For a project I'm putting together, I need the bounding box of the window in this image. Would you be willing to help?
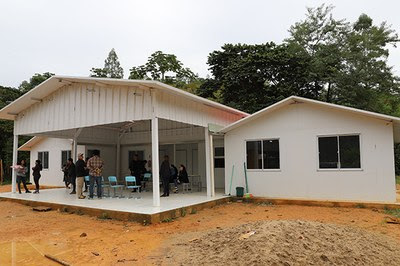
[38,151,49,169]
[214,147,225,168]
[61,150,71,167]
[263,140,280,169]
[318,135,360,169]
[246,139,279,170]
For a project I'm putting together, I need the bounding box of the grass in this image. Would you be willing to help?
[396,176,400,185]
[384,208,400,218]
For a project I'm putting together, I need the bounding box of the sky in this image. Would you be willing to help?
[0,0,399,88]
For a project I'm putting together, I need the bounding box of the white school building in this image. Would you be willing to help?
[1,76,399,204]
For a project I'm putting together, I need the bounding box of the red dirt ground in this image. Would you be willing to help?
[1,184,400,265]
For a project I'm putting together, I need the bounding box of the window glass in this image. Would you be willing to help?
[263,139,280,169]
[38,151,49,169]
[61,150,71,167]
[214,158,225,168]
[246,141,262,169]
[318,137,338,169]
[339,135,360,168]
[43,152,49,169]
[214,147,224,157]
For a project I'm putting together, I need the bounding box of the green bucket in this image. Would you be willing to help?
[236,187,244,197]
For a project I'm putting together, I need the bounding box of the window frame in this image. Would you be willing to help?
[38,151,49,170]
[61,150,72,168]
[214,147,225,168]
[316,133,362,171]
[244,138,281,172]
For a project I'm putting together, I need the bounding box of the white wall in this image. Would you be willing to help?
[29,138,85,186]
[225,103,396,202]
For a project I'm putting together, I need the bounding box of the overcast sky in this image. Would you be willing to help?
[1,0,399,88]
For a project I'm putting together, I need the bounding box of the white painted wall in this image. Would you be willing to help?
[28,138,85,186]
[225,103,396,202]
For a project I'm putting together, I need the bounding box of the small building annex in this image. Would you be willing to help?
[221,96,400,202]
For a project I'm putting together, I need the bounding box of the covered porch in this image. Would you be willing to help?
[0,76,247,209]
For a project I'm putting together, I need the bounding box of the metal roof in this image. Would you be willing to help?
[0,75,249,121]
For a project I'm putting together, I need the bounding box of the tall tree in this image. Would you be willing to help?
[197,43,312,113]
[90,48,124,78]
[128,51,198,90]
[286,5,400,111]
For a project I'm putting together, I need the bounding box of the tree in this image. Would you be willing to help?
[19,72,54,93]
[285,5,400,112]
[90,48,124,78]
[197,43,313,113]
[128,51,198,90]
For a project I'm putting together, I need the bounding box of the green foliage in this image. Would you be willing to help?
[90,48,124,78]
[128,51,199,91]
[0,73,52,181]
[198,42,314,113]
[18,72,54,93]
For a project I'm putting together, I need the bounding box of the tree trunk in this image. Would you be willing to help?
[326,82,332,103]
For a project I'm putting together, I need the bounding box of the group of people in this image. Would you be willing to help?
[12,159,42,194]
[62,150,104,199]
[160,155,189,197]
[13,151,190,199]
[128,154,189,197]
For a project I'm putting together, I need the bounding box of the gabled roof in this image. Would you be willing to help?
[220,96,400,141]
[18,136,45,151]
[0,75,249,121]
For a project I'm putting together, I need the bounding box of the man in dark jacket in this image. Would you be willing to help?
[67,158,77,195]
[160,155,171,197]
[75,153,86,199]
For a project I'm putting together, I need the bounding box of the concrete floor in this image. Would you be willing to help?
[0,188,228,215]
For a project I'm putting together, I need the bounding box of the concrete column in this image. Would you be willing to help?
[72,139,78,162]
[209,133,215,197]
[11,134,18,194]
[116,134,121,179]
[205,128,212,197]
[151,117,160,207]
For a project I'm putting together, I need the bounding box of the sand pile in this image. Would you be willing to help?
[167,220,400,265]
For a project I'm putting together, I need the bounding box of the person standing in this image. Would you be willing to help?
[160,155,171,197]
[83,157,90,192]
[62,163,70,189]
[87,150,104,199]
[13,160,31,194]
[32,160,42,193]
[67,158,76,195]
[75,153,86,199]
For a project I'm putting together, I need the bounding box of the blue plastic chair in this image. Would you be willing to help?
[102,176,110,197]
[143,173,152,191]
[125,176,141,198]
[108,176,124,198]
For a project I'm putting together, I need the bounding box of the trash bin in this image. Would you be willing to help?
[236,187,244,197]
